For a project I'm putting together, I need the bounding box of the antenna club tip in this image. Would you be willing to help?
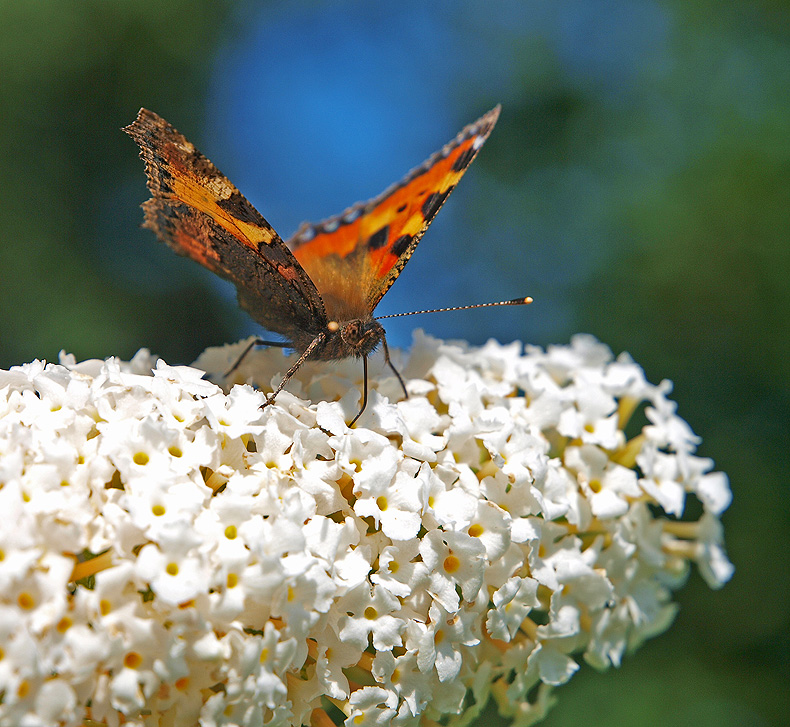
[511,296,533,305]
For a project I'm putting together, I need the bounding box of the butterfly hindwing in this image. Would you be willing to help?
[288,105,501,314]
[124,109,326,341]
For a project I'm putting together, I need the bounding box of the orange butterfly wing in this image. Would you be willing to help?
[287,106,500,320]
[124,108,327,344]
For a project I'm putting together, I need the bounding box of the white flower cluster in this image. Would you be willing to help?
[0,332,732,727]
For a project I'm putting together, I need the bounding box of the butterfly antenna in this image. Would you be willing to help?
[375,296,532,320]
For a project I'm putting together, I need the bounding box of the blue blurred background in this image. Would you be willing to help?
[1,1,787,725]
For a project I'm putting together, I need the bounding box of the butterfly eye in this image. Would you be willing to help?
[340,320,363,344]
[327,321,340,332]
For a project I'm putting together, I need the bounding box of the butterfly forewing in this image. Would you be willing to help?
[288,105,501,313]
[124,109,327,340]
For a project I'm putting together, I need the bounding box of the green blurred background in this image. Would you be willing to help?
[1,1,787,725]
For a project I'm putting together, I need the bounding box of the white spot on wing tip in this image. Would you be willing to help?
[298,227,315,242]
[342,207,362,224]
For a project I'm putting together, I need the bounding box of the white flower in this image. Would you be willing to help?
[487,576,540,642]
[0,332,732,726]
[527,640,580,686]
[564,443,641,519]
[412,601,481,684]
[420,529,486,613]
[372,649,431,718]
[370,539,427,598]
[337,583,405,651]
[353,460,425,540]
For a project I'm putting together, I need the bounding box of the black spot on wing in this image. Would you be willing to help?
[421,192,439,219]
[368,225,390,250]
[421,187,453,223]
[216,191,267,226]
[152,164,174,195]
[391,234,412,258]
[452,147,476,172]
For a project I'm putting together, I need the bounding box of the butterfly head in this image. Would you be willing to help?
[325,317,385,360]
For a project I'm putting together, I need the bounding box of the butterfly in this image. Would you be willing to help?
[125,105,521,424]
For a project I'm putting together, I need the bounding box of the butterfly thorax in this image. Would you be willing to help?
[310,316,385,361]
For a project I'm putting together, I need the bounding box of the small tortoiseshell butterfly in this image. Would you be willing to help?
[125,105,527,423]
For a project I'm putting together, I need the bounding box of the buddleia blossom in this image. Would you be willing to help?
[0,332,732,727]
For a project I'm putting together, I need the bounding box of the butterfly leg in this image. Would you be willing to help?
[348,356,370,427]
[381,337,408,400]
[224,338,290,378]
[348,340,407,427]
[262,332,326,410]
